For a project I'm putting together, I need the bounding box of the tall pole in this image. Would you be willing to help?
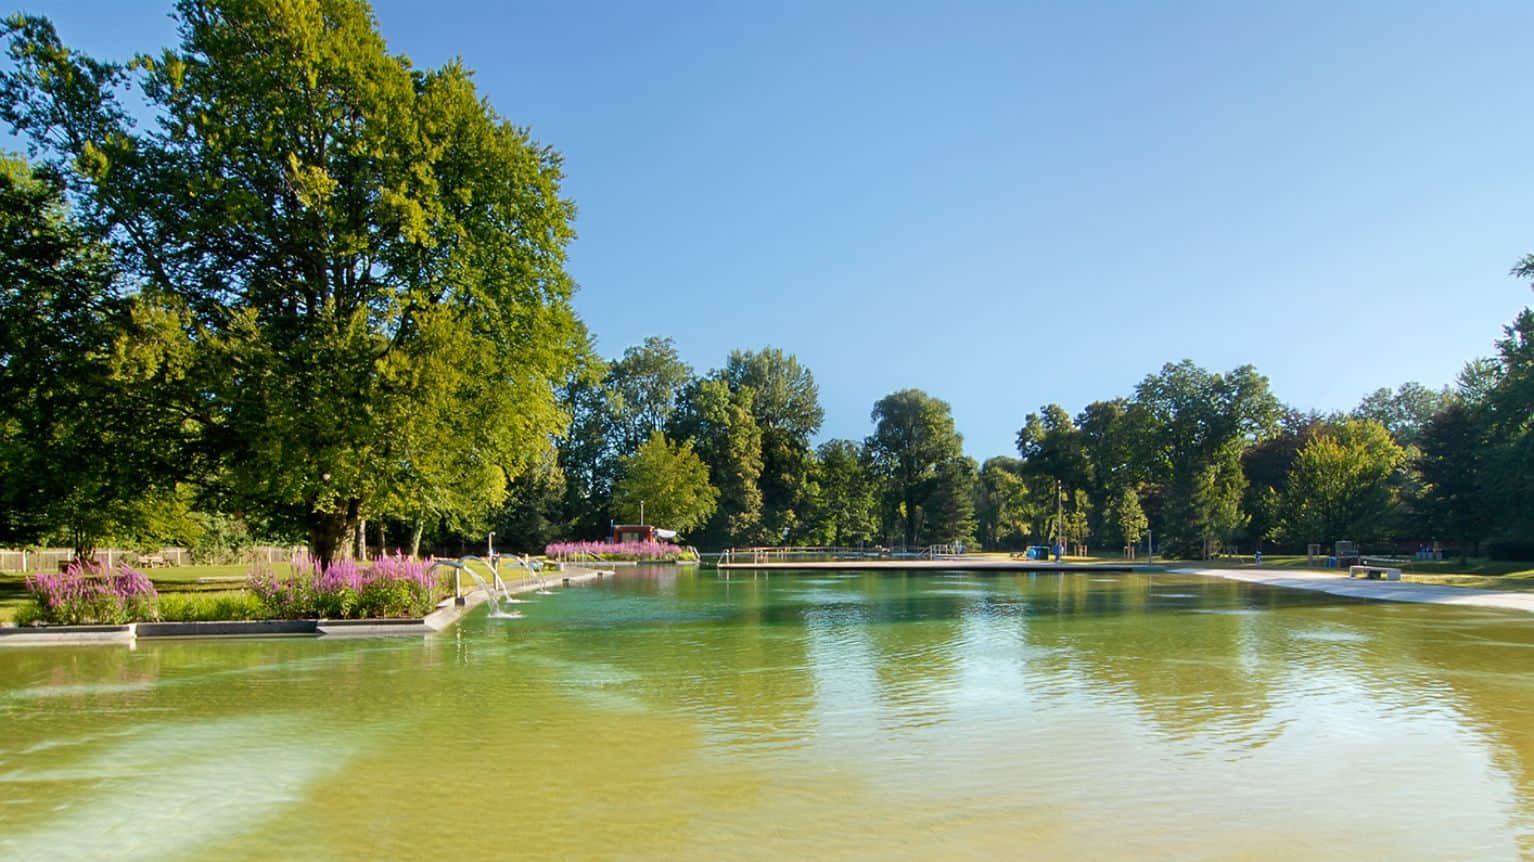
[640,500,645,526]
[1056,479,1064,561]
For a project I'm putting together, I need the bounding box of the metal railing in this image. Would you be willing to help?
[714,544,980,566]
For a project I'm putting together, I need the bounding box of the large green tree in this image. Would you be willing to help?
[720,348,823,540]
[923,455,979,547]
[0,156,188,554]
[976,456,1033,550]
[867,389,964,547]
[669,376,764,546]
[1105,486,1148,554]
[612,431,718,534]
[806,439,878,547]
[1133,361,1281,557]
[2,2,586,563]
[1239,410,1327,548]
[1352,382,1451,448]
[1273,419,1405,546]
[1480,308,1534,538]
[607,336,694,456]
[1416,399,1488,559]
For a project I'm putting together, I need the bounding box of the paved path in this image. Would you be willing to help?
[1174,567,1534,615]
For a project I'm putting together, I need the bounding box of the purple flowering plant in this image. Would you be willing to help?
[246,553,444,620]
[22,562,159,625]
[545,540,693,561]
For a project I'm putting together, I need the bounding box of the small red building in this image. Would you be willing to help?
[611,524,678,544]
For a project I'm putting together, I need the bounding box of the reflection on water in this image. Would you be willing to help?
[2,570,1534,860]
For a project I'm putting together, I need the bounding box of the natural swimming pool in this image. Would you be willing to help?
[3,569,1533,860]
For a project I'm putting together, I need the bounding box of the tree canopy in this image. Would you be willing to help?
[867,389,966,547]
[1,1,586,561]
[612,432,717,534]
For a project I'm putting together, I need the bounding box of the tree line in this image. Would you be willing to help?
[514,337,981,552]
[509,309,1531,563]
[2,1,1531,563]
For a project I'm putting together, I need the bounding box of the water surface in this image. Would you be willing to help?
[3,569,1533,860]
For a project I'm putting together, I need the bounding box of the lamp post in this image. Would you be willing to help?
[1055,479,1064,562]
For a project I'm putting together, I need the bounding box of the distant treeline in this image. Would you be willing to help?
[494,302,1533,560]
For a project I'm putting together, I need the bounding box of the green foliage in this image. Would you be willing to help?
[716,348,823,541]
[867,389,965,547]
[1481,309,1534,537]
[806,439,879,547]
[1273,419,1405,545]
[607,337,695,455]
[1417,400,1489,555]
[187,511,256,564]
[1106,486,1148,548]
[553,336,691,538]
[671,377,764,545]
[490,454,568,553]
[923,456,979,546]
[1,2,586,564]
[0,154,176,555]
[976,457,1034,549]
[156,590,266,622]
[1352,382,1451,447]
[612,431,719,534]
[1240,412,1325,545]
[1134,361,1280,557]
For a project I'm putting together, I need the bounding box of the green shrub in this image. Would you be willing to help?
[155,591,267,622]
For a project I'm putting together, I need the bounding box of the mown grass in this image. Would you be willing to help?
[0,562,296,624]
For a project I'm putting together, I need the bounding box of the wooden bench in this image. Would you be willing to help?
[137,554,169,568]
[1348,564,1401,581]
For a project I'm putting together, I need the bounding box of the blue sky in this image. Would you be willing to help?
[12,1,1534,458]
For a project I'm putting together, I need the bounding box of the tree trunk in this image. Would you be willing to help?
[307,498,361,568]
[409,518,424,559]
[357,518,367,562]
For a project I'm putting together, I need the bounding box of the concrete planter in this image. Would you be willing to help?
[0,624,135,646]
[0,565,610,646]
[317,617,435,637]
[135,619,320,638]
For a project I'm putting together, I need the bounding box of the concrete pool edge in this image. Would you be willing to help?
[0,565,613,646]
[1175,567,1534,615]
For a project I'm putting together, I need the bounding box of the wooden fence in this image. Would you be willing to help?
[0,546,306,574]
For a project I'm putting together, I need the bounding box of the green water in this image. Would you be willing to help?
[4,569,1534,860]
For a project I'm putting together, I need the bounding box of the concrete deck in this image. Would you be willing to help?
[1175,567,1534,615]
[716,558,1142,573]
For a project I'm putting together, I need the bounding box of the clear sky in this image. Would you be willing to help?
[11,1,1534,459]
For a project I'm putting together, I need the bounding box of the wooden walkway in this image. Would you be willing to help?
[714,558,1143,573]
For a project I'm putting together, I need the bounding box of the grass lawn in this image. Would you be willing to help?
[0,562,295,625]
